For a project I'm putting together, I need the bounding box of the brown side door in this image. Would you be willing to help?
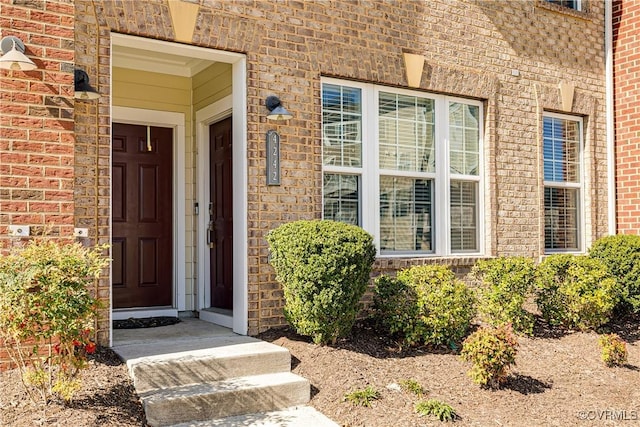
[209,117,233,309]
[112,123,173,308]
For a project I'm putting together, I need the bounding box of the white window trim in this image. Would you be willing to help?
[321,77,484,258]
[542,111,585,253]
[545,0,582,11]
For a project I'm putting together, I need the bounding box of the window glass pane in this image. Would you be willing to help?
[450,181,478,252]
[378,92,435,173]
[544,187,579,250]
[545,0,580,10]
[322,84,362,167]
[380,177,433,252]
[449,103,480,175]
[543,116,580,183]
[323,173,360,225]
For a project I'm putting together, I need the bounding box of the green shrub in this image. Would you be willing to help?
[469,257,536,335]
[399,378,426,397]
[373,265,476,347]
[535,254,621,330]
[589,234,640,313]
[0,240,108,403]
[415,399,458,422]
[460,324,518,389]
[343,385,380,407]
[266,220,376,345]
[599,333,628,367]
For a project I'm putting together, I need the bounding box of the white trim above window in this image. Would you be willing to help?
[321,77,484,257]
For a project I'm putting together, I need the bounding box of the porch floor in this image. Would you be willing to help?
[112,317,234,349]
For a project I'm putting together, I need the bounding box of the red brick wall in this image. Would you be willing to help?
[614,0,640,233]
[0,0,75,242]
[0,0,75,369]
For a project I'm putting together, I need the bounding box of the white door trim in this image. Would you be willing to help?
[196,75,248,335]
[111,107,186,316]
[232,59,249,336]
[109,34,248,342]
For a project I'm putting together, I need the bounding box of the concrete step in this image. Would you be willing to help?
[123,338,291,393]
[169,405,340,427]
[142,372,311,427]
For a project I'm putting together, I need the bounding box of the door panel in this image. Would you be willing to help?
[112,164,125,221]
[112,123,173,308]
[209,117,233,310]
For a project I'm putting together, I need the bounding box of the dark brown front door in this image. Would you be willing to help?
[209,117,233,309]
[112,123,173,309]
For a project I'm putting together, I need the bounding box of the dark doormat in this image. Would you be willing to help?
[113,316,181,329]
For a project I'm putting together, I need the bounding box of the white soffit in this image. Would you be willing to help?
[112,45,211,77]
[111,33,244,77]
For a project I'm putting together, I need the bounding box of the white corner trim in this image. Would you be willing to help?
[195,58,248,337]
[232,59,248,336]
[605,1,616,235]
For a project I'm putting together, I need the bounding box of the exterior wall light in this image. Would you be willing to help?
[74,69,100,100]
[0,36,37,71]
[265,95,293,121]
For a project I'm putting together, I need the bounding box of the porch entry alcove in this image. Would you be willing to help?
[109,33,248,345]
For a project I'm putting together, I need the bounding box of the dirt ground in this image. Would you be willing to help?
[1,315,638,427]
[0,347,146,427]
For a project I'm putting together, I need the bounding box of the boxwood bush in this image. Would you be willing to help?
[588,234,640,314]
[373,265,476,347]
[535,254,621,330]
[266,220,376,345]
[469,257,536,335]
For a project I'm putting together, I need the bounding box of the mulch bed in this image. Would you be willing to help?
[0,347,146,426]
[258,315,640,427]
[1,314,638,426]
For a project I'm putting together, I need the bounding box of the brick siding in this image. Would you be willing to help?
[0,0,75,369]
[613,0,640,233]
[1,0,610,363]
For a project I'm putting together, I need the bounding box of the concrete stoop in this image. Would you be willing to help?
[113,330,337,427]
[169,406,339,427]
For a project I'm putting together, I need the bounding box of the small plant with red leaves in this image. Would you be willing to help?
[0,239,108,404]
[599,333,628,367]
[460,324,519,389]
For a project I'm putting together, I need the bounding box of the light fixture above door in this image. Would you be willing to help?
[74,69,100,100]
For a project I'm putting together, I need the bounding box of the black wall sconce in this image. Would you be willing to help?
[74,69,100,100]
[265,95,293,121]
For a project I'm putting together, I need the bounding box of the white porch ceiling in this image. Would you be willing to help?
[112,44,213,77]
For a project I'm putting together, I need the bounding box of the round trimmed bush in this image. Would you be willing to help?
[588,234,640,314]
[374,265,476,347]
[266,220,376,345]
[535,254,621,330]
[470,257,536,335]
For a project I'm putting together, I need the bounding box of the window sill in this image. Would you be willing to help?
[373,255,493,271]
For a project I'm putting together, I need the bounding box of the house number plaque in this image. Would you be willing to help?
[266,130,281,185]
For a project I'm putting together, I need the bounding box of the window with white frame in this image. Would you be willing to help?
[544,0,582,11]
[543,113,583,252]
[322,78,483,256]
